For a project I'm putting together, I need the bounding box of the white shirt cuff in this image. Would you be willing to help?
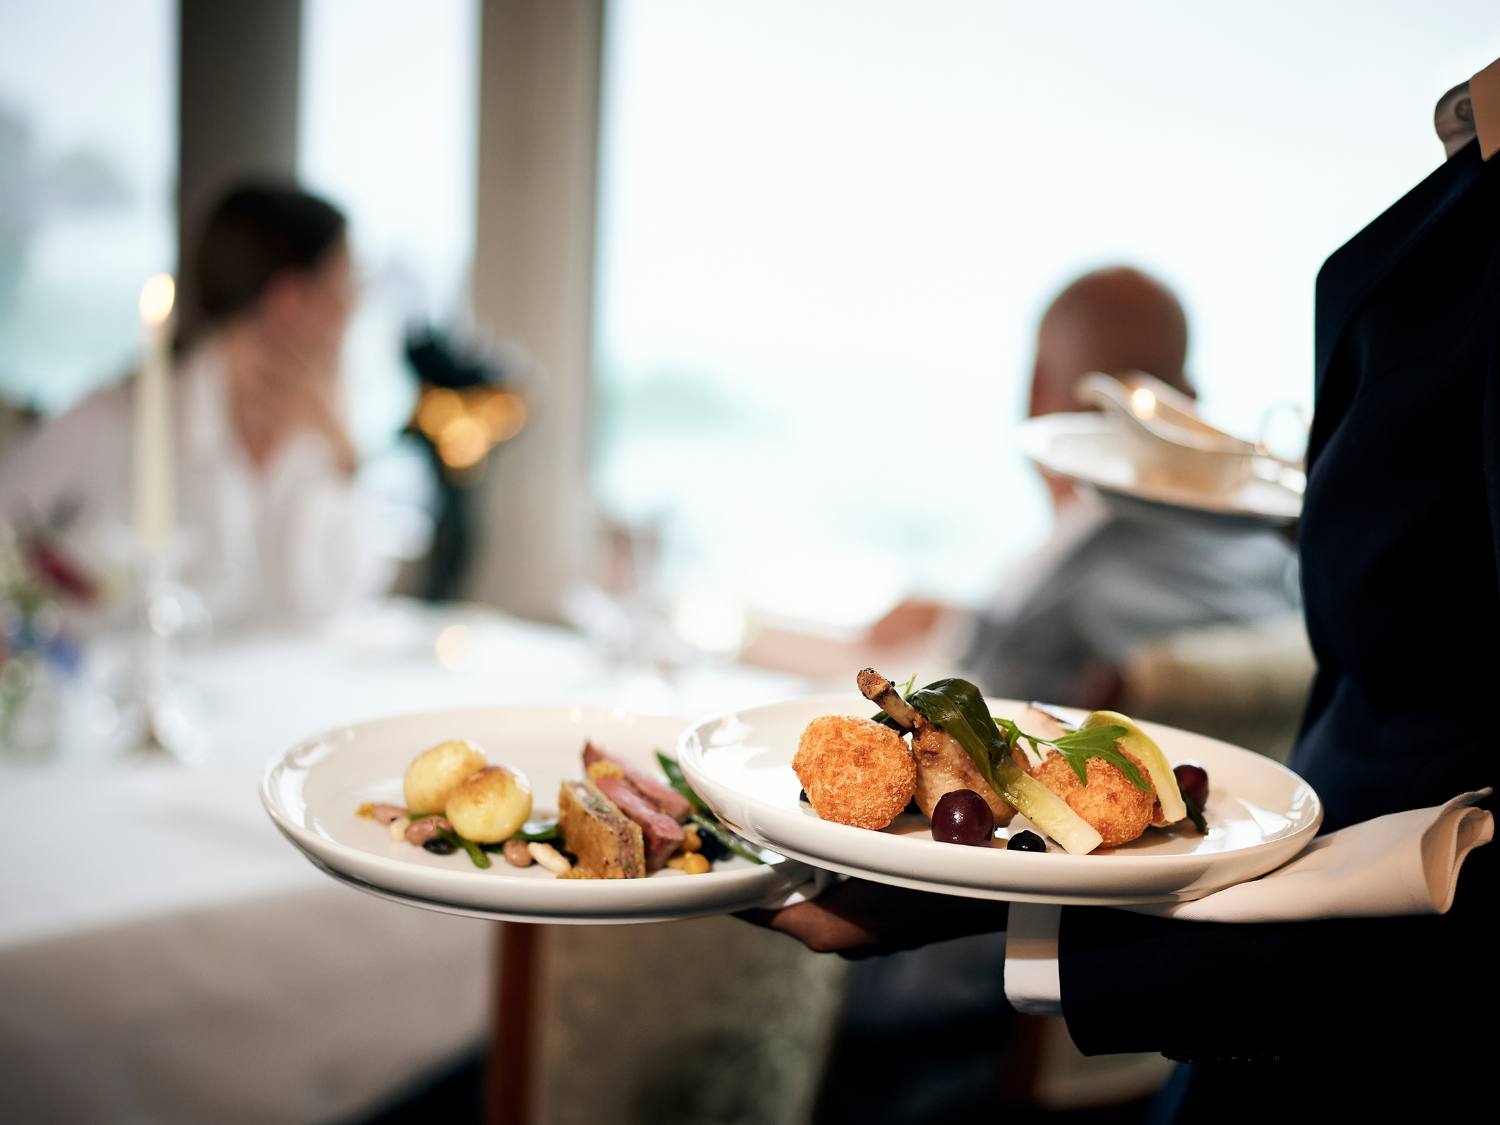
[1003,903,1063,1016]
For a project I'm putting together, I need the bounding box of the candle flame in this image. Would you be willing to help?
[139,274,176,326]
[1130,387,1158,418]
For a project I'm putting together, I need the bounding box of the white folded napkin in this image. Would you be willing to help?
[756,790,1493,920]
[1121,788,1493,922]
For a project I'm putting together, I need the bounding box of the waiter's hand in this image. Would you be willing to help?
[736,878,1009,958]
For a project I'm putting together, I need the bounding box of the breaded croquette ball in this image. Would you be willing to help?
[404,739,488,813]
[445,765,533,843]
[1031,750,1155,848]
[794,715,916,830]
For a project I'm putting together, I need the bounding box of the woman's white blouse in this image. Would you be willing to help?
[0,338,387,630]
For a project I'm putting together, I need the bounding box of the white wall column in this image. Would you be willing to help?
[468,0,604,621]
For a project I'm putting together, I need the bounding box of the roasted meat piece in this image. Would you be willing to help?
[594,774,685,870]
[857,668,1016,825]
[558,779,646,878]
[583,741,694,823]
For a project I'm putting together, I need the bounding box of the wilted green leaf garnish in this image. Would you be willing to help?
[994,717,1148,790]
[655,750,707,813]
[436,827,492,869]
[905,678,1012,792]
[655,750,766,864]
[1183,793,1208,833]
[873,676,1150,793]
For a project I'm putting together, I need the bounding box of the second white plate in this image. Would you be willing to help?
[262,706,810,924]
[678,694,1321,906]
[1019,411,1303,528]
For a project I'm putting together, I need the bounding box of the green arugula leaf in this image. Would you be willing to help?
[993,716,1148,790]
[893,676,1149,793]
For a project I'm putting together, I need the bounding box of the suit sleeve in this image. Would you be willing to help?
[1059,318,1500,1059]
[1055,824,1494,1060]
[1057,320,1500,1060]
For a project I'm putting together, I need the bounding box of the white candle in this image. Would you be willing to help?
[134,274,176,555]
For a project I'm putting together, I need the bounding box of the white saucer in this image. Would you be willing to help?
[1019,412,1303,529]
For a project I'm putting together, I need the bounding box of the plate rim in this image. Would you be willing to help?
[283,829,795,925]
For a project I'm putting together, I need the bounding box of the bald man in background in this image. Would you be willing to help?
[868,265,1299,712]
[811,267,1303,1121]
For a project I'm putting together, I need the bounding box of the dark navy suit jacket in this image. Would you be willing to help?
[1056,141,1500,1109]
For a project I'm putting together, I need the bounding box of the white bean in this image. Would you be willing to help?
[528,842,572,874]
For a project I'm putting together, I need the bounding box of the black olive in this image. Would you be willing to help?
[695,824,727,861]
[1007,830,1046,853]
[422,836,456,855]
[798,788,809,803]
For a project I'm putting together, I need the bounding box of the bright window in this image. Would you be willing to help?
[298,0,480,452]
[0,0,176,414]
[593,0,1500,623]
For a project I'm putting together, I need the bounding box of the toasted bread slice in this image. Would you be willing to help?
[558,779,646,878]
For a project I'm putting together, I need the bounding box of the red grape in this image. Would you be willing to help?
[1174,763,1209,807]
[931,789,995,846]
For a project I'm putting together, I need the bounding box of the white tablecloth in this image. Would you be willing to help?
[0,600,803,1125]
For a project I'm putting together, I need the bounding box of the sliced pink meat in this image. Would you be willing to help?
[595,775,685,871]
[583,741,694,823]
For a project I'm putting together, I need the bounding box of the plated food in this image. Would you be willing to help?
[790,668,1209,855]
[264,706,812,924]
[358,736,760,878]
[678,693,1321,906]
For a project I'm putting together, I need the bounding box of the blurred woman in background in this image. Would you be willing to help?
[0,181,386,628]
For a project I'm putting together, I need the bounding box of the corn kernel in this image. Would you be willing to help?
[680,853,710,875]
[681,825,702,853]
[666,854,688,870]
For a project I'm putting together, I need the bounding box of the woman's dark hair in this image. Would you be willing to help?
[185,181,346,343]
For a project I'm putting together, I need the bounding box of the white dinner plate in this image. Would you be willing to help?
[678,694,1322,906]
[1019,412,1303,529]
[262,706,810,924]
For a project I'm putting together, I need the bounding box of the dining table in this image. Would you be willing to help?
[0,598,825,1125]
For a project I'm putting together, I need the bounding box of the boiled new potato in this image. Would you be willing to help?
[404,739,488,813]
[445,765,534,843]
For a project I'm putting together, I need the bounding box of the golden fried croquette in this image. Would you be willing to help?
[794,715,916,830]
[1031,750,1155,848]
